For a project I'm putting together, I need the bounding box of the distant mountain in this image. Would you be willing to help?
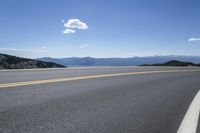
[37,55,200,66]
[141,60,200,66]
[0,53,65,69]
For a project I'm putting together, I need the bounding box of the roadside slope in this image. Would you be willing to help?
[0,53,65,69]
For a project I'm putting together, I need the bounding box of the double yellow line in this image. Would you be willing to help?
[0,69,200,89]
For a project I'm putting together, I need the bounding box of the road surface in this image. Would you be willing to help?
[0,66,200,133]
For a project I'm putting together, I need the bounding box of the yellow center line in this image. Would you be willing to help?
[0,69,200,89]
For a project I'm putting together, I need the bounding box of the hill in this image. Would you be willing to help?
[0,53,65,69]
[141,60,200,66]
[37,55,200,66]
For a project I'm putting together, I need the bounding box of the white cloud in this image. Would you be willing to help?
[63,29,76,34]
[188,37,200,42]
[128,52,157,57]
[0,48,47,53]
[62,19,88,34]
[80,44,89,48]
[64,19,88,29]
[41,46,47,50]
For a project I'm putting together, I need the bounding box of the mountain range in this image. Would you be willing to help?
[37,55,200,67]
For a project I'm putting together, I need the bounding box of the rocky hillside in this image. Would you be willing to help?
[0,53,65,69]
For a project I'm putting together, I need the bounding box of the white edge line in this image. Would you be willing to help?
[177,89,200,133]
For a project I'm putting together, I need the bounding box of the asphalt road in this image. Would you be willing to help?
[0,66,200,133]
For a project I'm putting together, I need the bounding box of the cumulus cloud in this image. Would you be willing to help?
[63,29,76,34]
[62,19,88,34]
[188,37,200,42]
[80,44,89,48]
[64,19,88,29]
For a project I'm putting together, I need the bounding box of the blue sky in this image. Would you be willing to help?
[0,0,200,58]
